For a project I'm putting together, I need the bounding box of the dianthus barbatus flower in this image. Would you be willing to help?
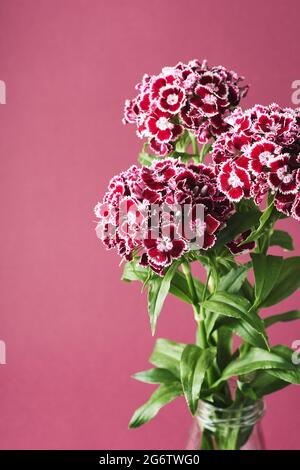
[95,160,234,275]
[123,60,248,156]
[212,104,300,220]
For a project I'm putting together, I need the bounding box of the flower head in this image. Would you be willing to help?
[212,104,300,220]
[95,160,234,274]
[123,60,248,156]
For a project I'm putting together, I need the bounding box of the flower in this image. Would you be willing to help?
[217,161,251,201]
[249,140,280,175]
[95,160,234,275]
[123,60,248,156]
[227,230,256,254]
[143,225,187,268]
[146,110,184,143]
[157,85,185,114]
[212,104,300,220]
[267,155,300,195]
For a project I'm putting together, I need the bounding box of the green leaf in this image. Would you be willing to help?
[138,148,155,167]
[148,261,181,334]
[200,430,214,450]
[129,382,183,428]
[206,312,219,338]
[242,371,290,398]
[122,261,149,282]
[122,261,203,305]
[199,142,212,162]
[216,347,296,385]
[262,257,300,307]
[240,279,254,303]
[217,264,250,294]
[180,345,216,415]
[170,151,192,163]
[240,201,275,245]
[269,230,294,251]
[168,271,193,304]
[213,317,267,349]
[149,338,186,378]
[251,254,283,305]
[216,327,233,370]
[203,292,268,345]
[170,270,204,304]
[214,208,261,249]
[267,345,300,384]
[132,368,178,384]
[264,310,300,328]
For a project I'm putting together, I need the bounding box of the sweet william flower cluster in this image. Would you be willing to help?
[94,60,300,451]
[123,59,248,156]
[95,159,233,275]
[214,104,300,220]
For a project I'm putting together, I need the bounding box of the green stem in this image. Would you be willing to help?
[199,142,212,163]
[197,319,208,349]
[197,269,211,348]
[189,133,200,163]
[182,260,198,307]
[201,269,211,307]
[182,262,215,387]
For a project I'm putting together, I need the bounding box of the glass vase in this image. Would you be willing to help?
[186,399,266,450]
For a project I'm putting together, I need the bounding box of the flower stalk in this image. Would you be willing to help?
[95,58,300,449]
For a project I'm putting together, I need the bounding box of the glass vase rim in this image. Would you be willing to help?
[197,398,265,414]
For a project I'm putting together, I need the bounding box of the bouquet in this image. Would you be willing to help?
[94,60,300,450]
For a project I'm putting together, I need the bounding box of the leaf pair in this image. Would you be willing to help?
[123,260,204,334]
[129,339,185,428]
[251,254,300,308]
[212,346,300,390]
[129,382,183,428]
[203,291,268,349]
[129,339,216,427]
[180,345,216,415]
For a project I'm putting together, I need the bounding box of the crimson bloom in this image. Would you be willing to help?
[95,160,234,275]
[212,104,300,220]
[123,59,248,156]
[218,160,251,202]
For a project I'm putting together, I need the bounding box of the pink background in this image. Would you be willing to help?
[0,0,299,450]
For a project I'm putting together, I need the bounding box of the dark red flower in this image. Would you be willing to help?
[95,160,234,275]
[268,155,299,194]
[190,85,220,116]
[146,110,184,145]
[292,194,300,220]
[123,59,248,155]
[142,159,177,191]
[151,75,176,99]
[227,230,256,254]
[250,173,270,205]
[146,111,173,143]
[274,192,295,216]
[249,140,280,175]
[157,85,185,114]
[149,138,173,157]
[203,213,221,249]
[218,161,252,201]
[212,104,300,220]
[144,225,187,267]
